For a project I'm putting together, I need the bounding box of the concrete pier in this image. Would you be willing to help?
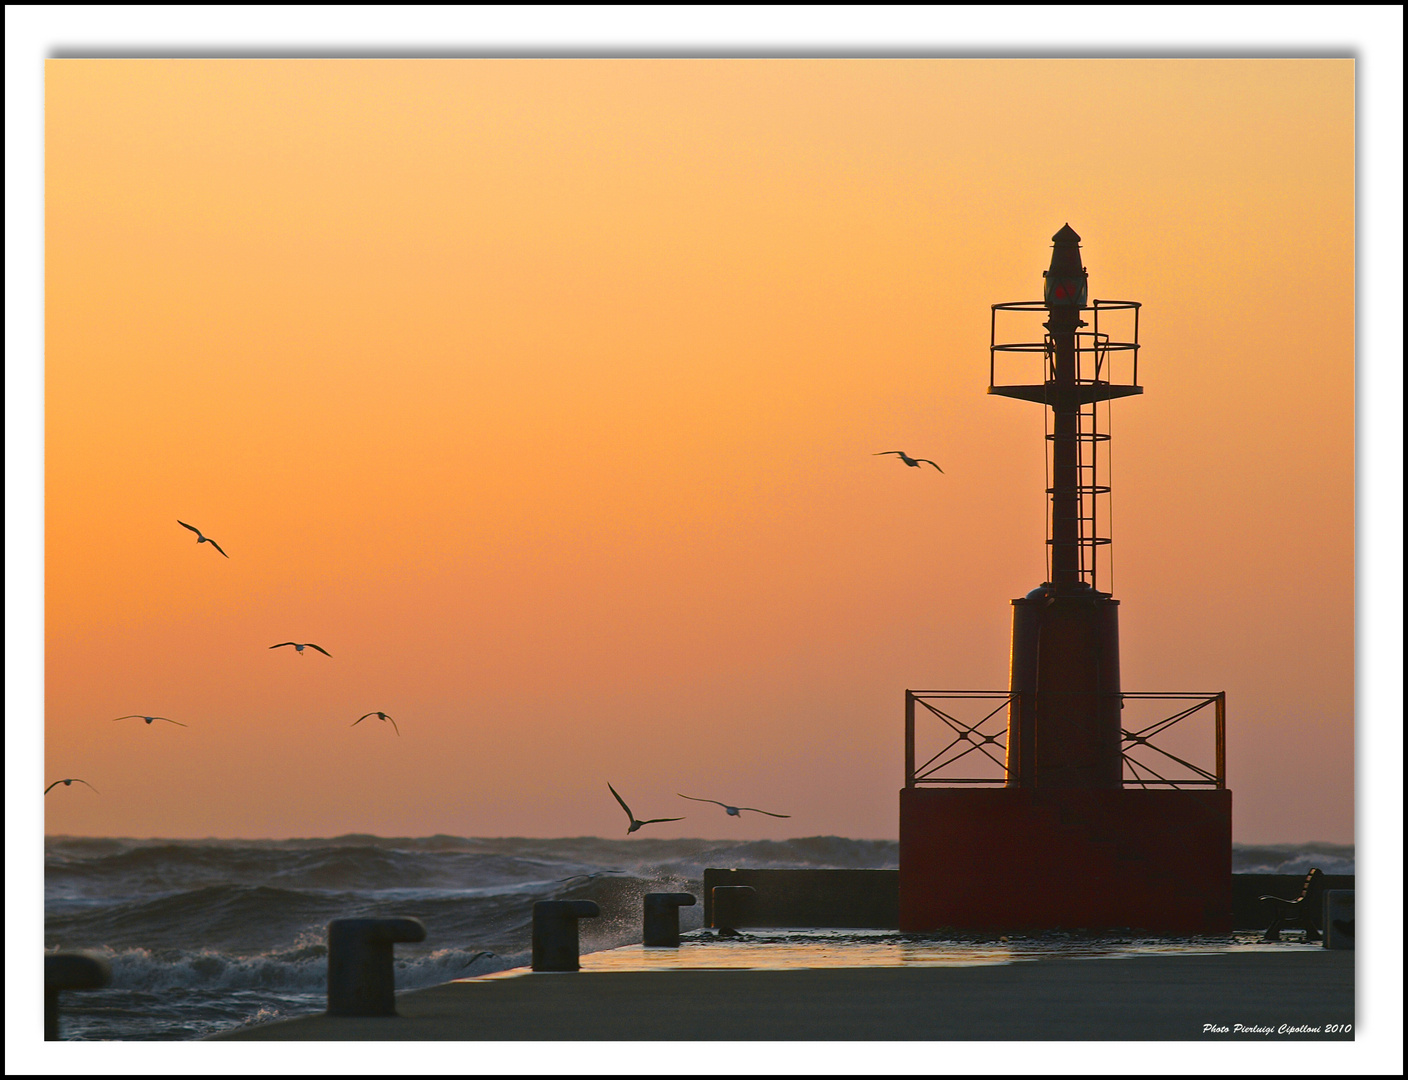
[214,949,1352,1041]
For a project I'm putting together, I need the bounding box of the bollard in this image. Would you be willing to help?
[45,952,111,1041]
[326,917,427,1017]
[643,892,697,947]
[532,900,600,971]
[1323,890,1354,950]
[711,885,756,936]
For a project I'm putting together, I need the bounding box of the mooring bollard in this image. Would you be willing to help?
[326,917,427,1017]
[532,900,600,971]
[45,952,111,1041]
[1323,890,1354,950]
[711,885,756,936]
[643,892,697,947]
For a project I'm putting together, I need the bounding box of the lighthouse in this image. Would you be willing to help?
[897,227,1233,934]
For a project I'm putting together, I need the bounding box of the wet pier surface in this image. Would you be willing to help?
[215,932,1353,1041]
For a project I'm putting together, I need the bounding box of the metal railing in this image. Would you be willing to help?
[989,299,1142,391]
[905,691,1016,786]
[905,690,1225,789]
[1119,691,1226,789]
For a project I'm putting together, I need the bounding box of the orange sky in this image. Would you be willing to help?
[41,58,1356,841]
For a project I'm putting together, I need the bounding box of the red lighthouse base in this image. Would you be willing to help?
[899,787,1232,934]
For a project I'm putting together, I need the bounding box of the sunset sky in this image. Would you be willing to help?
[28,53,1364,843]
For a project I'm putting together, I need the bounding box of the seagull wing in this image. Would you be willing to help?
[353,712,376,725]
[46,779,99,794]
[306,643,332,657]
[157,717,187,726]
[873,451,904,457]
[111,715,143,721]
[178,520,201,536]
[916,459,944,472]
[677,794,730,809]
[638,816,687,826]
[607,782,634,822]
[207,537,230,557]
[384,715,400,736]
[270,643,297,650]
[739,807,791,818]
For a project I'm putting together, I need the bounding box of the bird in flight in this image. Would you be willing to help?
[556,870,625,885]
[874,451,943,472]
[112,714,187,727]
[270,642,332,657]
[178,520,229,557]
[352,710,399,736]
[677,794,791,819]
[459,951,495,972]
[608,782,685,835]
[45,778,99,794]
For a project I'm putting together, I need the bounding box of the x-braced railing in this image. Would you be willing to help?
[905,691,1016,786]
[905,689,1226,789]
[1119,692,1226,789]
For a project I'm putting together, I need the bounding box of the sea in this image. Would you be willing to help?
[42,835,1354,1041]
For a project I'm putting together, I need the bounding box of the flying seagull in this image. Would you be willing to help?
[270,642,332,657]
[556,870,626,885]
[352,710,399,736]
[874,451,943,472]
[459,951,495,972]
[45,778,99,794]
[177,520,229,557]
[677,794,791,819]
[112,714,187,727]
[608,782,685,835]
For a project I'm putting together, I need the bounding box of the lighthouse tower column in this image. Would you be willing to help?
[999,227,1127,790]
[897,227,1232,934]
